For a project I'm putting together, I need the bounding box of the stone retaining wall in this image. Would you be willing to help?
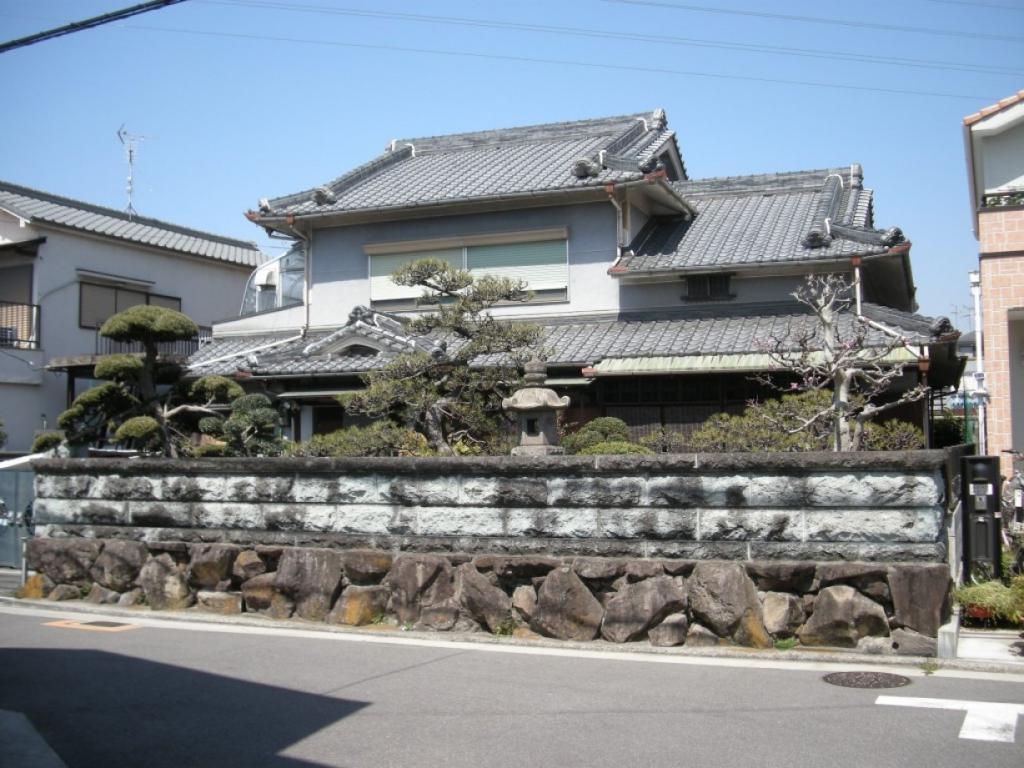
[21,539,952,656]
[31,452,955,562]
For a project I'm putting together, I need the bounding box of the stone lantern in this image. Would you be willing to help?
[502,357,570,456]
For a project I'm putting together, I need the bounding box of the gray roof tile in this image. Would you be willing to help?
[189,303,946,378]
[618,167,905,273]
[0,180,265,268]
[259,110,680,219]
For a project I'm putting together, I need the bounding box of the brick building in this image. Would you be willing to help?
[964,90,1024,469]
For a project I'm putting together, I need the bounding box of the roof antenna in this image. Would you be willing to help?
[117,124,153,220]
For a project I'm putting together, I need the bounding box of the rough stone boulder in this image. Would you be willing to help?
[196,591,243,615]
[572,557,625,581]
[242,573,294,619]
[458,564,513,633]
[27,539,102,586]
[328,585,390,626]
[815,563,890,604]
[383,555,455,625]
[188,544,241,590]
[687,562,766,644]
[762,592,806,638]
[341,550,394,584]
[601,575,687,643]
[685,623,722,647]
[90,540,149,592]
[512,585,537,622]
[887,564,951,637]
[746,562,816,593]
[118,588,144,607]
[47,584,81,601]
[890,628,938,657]
[648,612,689,647]
[274,548,343,621]
[84,584,120,605]
[624,561,665,582]
[529,566,604,641]
[232,550,267,582]
[473,555,559,581]
[139,553,195,610]
[798,585,889,648]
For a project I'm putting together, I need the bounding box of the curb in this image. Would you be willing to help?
[3,595,1023,676]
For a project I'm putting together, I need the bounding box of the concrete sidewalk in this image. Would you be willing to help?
[958,629,1024,666]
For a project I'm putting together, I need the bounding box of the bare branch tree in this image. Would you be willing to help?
[755,274,927,451]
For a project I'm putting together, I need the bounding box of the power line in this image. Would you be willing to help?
[599,0,1024,43]
[0,0,190,55]
[200,0,1024,77]
[921,0,1024,10]
[123,23,1000,101]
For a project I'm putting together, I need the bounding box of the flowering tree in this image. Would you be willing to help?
[757,274,927,451]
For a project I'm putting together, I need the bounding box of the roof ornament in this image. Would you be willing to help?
[639,156,664,174]
[258,198,271,214]
[650,108,667,131]
[880,226,905,246]
[312,187,336,206]
[849,163,864,190]
[571,157,602,179]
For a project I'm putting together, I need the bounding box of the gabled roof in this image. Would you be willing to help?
[189,302,949,378]
[250,109,683,223]
[0,180,265,268]
[615,166,906,275]
[963,89,1024,127]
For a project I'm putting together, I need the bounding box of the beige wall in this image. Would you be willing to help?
[978,208,1024,472]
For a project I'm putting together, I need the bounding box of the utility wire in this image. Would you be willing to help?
[0,0,190,55]
[124,23,999,101]
[600,0,1024,43]
[921,0,1024,10]
[200,0,1024,77]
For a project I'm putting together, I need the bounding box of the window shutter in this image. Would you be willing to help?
[369,248,462,301]
[466,240,567,290]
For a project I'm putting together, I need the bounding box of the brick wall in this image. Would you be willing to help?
[978,208,1024,472]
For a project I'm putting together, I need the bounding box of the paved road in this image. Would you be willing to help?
[0,604,1022,768]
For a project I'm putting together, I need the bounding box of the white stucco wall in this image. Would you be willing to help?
[980,125,1024,193]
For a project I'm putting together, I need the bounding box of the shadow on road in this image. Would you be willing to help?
[0,648,368,767]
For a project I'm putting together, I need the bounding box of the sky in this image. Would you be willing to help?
[0,0,1021,328]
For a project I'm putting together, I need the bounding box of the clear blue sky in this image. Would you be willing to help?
[1,0,1021,327]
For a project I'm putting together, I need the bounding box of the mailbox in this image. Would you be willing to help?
[961,456,1002,581]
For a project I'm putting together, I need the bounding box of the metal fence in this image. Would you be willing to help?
[0,469,34,568]
[93,325,212,356]
[0,301,40,349]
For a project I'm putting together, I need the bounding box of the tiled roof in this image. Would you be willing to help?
[189,302,948,378]
[617,166,906,274]
[963,89,1024,126]
[254,109,681,219]
[0,180,265,268]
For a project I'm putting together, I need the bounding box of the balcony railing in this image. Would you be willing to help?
[93,325,213,357]
[0,301,40,350]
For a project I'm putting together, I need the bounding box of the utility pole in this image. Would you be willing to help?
[969,270,988,454]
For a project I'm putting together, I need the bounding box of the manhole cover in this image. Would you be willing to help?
[81,621,129,628]
[823,671,911,689]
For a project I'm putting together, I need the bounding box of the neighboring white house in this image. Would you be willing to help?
[0,180,264,455]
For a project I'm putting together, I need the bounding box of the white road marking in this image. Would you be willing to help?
[877,695,1024,742]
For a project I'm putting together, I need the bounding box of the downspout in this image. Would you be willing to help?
[605,183,625,261]
[283,214,311,339]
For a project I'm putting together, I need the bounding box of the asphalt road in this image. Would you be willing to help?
[0,605,1022,768]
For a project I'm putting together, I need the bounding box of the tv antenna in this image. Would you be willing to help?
[117,124,153,219]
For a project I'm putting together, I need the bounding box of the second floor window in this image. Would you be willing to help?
[367,231,569,309]
[682,274,733,302]
[79,282,181,328]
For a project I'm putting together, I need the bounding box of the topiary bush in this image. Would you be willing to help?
[285,422,435,458]
[576,440,654,456]
[31,431,63,453]
[114,416,162,449]
[562,417,633,454]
